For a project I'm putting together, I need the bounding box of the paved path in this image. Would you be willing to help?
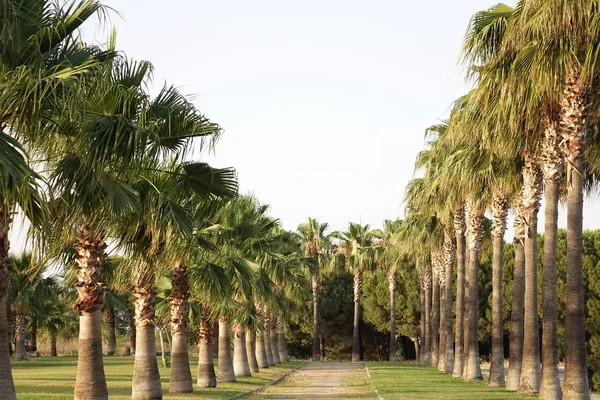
[246,362,377,400]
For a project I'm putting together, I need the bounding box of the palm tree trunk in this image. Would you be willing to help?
[519,154,542,395]
[438,280,446,372]
[442,228,455,374]
[30,318,37,353]
[0,238,15,400]
[464,202,483,380]
[462,249,471,379]
[430,258,441,368]
[560,70,590,400]
[423,269,432,365]
[540,118,563,400]
[169,262,192,393]
[233,326,251,376]
[270,321,281,364]
[197,306,216,388]
[388,269,397,362]
[489,191,509,387]
[106,305,116,356]
[312,274,320,361]
[217,316,236,382]
[352,269,363,362]
[264,311,274,366]
[507,210,526,391]
[277,316,289,362]
[73,224,108,400]
[50,332,57,357]
[0,207,15,400]
[256,327,269,368]
[132,271,162,400]
[419,276,426,364]
[14,304,27,361]
[246,328,259,372]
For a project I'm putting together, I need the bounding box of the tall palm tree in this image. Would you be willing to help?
[296,218,331,361]
[333,223,377,362]
[1,0,113,390]
[373,218,404,362]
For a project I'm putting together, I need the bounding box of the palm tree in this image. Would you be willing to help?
[373,218,404,362]
[7,253,58,361]
[296,217,331,361]
[333,223,376,362]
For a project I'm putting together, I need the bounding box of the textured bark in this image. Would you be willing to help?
[560,70,590,400]
[452,206,466,378]
[489,191,509,387]
[436,251,445,370]
[277,316,289,362]
[197,307,216,388]
[246,329,259,372]
[462,249,471,379]
[50,332,57,357]
[217,317,236,383]
[441,228,455,373]
[540,115,563,400]
[423,268,432,365]
[0,214,16,399]
[132,272,162,400]
[256,304,269,368]
[105,305,116,356]
[311,274,320,361]
[519,154,542,395]
[388,269,397,362]
[30,319,37,352]
[430,250,442,369]
[233,326,251,376]
[264,311,274,366]
[419,277,426,364]
[269,313,280,364]
[14,304,26,361]
[169,262,192,393]
[464,201,483,380]
[352,269,363,362]
[507,207,526,391]
[73,224,108,400]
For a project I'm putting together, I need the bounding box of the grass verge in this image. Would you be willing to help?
[366,363,538,400]
[11,356,303,399]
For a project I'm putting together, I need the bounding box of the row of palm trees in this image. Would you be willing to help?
[405,1,600,399]
[0,1,307,399]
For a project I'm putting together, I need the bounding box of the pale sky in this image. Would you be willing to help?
[10,0,600,253]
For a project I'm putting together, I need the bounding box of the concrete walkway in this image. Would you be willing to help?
[246,362,377,400]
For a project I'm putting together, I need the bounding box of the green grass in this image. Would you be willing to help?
[11,356,303,399]
[367,363,538,400]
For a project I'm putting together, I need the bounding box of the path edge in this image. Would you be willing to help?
[224,360,308,400]
[363,362,384,400]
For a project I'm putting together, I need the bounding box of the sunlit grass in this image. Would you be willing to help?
[367,363,538,400]
[11,356,303,399]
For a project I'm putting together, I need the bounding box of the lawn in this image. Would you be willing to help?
[10,356,303,400]
[367,363,538,400]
